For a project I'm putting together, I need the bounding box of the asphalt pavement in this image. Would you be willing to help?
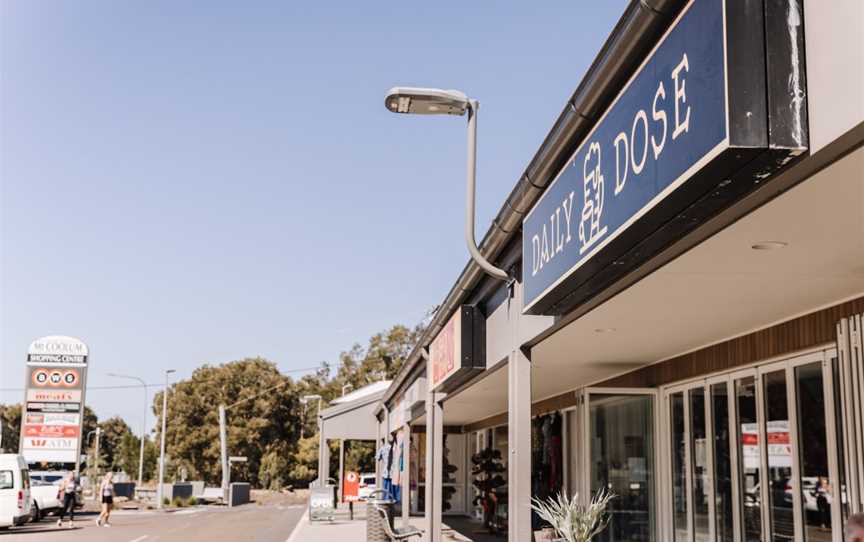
[1,502,306,542]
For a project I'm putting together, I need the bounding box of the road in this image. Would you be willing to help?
[1,503,306,542]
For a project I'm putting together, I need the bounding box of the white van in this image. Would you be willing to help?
[0,454,32,528]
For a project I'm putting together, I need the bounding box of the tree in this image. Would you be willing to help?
[0,404,21,453]
[152,358,301,487]
[115,432,158,481]
[287,434,319,485]
[94,416,133,470]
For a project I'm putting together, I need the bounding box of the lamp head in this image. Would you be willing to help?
[384,87,469,116]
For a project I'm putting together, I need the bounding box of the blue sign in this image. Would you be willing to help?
[523,0,728,313]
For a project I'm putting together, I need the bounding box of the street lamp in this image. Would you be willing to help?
[107,372,147,496]
[156,369,176,509]
[385,87,509,281]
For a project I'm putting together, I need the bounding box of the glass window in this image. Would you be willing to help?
[689,387,710,542]
[0,470,13,490]
[590,394,655,542]
[796,362,836,539]
[736,376,762,542]
[494,425,508,481]
[763,370,794,541]
[670,392,688,541]
[712,382,735,542]
[831,356,850,523]
[566,409,582,497]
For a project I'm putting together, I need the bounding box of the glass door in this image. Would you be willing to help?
[665,383,712,542]
[583,389,658,542]
[662,349,844,542]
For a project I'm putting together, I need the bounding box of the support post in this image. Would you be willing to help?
[425,391,444,542]
[338,439,345,501]
[318,426,330,487]
[375,413,383,488]
[508,349,531,542]
[402,423,411,523]
[219,404,229,501]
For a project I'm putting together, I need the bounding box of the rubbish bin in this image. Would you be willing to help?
[366,489,395,542]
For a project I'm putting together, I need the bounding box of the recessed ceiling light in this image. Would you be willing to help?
[594,327,616,333]
[751,241,788,250]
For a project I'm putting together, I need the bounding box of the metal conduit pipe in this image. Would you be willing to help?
[381,0,686,406]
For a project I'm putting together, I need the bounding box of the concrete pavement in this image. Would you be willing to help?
[2,502,305,542]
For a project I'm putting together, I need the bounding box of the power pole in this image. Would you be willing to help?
[219,404,229,502]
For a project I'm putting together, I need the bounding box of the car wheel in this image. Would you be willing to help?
[31,503,41,522]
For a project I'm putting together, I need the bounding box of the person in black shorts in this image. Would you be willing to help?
[96,472,115,527]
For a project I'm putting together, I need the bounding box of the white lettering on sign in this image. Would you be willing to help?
[531,52,693,278]
[579,142,607,254]
[531,191,576,276]
[672,53,691,140]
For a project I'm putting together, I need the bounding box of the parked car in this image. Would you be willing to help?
[358,473,377,500]
[30,471,82,510]
[29,479,62,521]
[0,454,32,529]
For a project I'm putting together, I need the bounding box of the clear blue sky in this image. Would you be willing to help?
[1,1,625,433]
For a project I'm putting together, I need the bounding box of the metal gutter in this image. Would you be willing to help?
[381,0,687,406]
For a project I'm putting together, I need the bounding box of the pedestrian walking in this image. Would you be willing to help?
[56,472,77,528]
[96,472,115,527]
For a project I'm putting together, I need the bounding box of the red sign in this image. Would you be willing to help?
[429,311,459,389]
[23,425,80,438]
[342,471,360,503]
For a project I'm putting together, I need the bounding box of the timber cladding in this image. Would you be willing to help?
[461,296,864,433]
[598,296,864,388]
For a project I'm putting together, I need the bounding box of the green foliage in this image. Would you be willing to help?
[152,357,300,487]
[0,403,21,453]
[258,442,291,490]
[345,441,375,473]
[186,495,198,507]
[115,432,158,481]
[96,416,133,469]
[287,434,319,485]
[530,489,615,542]
[172,496,186,508]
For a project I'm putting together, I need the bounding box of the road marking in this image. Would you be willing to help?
[129,536,149,542]
[285,510,308,542]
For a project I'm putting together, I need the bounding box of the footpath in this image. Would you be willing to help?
[286,503,487,542]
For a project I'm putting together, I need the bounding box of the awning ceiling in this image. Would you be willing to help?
[442,147,864,427]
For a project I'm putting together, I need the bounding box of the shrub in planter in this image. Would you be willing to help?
[530,488,614,542]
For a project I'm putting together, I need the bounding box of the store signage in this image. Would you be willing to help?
[428,306,485,392]
[20,335,89,464]
[27,335,89,365]
[342,471,360,503]
[522,0,807,315]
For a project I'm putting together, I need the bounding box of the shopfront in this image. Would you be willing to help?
[368,1,863,541]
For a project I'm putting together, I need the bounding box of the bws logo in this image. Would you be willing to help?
[31,368,79,388]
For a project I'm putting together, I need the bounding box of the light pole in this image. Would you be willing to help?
[157,369,175,509]
[385,87,510,281]
[107,372,147,496]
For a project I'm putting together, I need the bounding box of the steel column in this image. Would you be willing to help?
[508,349,531,542]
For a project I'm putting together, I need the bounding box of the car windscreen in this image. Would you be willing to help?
[0,470,13,490]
